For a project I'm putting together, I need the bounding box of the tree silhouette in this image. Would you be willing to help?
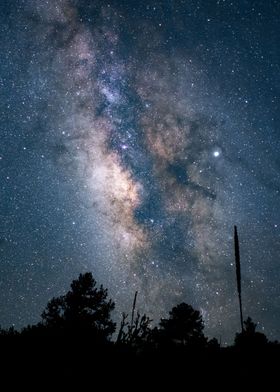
[117,311,153,349]
[234,316,268,349]
[40,272,116,341]
[41,296,65,329]
[0,326,19,337]
[157,302,207,348]
[116,291,153,351]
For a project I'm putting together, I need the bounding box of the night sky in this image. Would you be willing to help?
[0,0,279,344]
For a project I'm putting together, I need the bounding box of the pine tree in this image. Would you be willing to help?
[41,272,116,341]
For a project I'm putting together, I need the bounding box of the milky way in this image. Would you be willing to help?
[0,0,279,343]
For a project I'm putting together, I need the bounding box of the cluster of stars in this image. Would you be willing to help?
[0,0,278,343]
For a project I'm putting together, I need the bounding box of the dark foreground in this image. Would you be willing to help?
[0,336,279,387]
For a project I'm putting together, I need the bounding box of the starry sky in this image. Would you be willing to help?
[0,0,279,343]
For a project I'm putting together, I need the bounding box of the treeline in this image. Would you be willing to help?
[1,272,277,385]
[1,272,278,356]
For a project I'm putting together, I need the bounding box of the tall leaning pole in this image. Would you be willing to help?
[234,225,244,332]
